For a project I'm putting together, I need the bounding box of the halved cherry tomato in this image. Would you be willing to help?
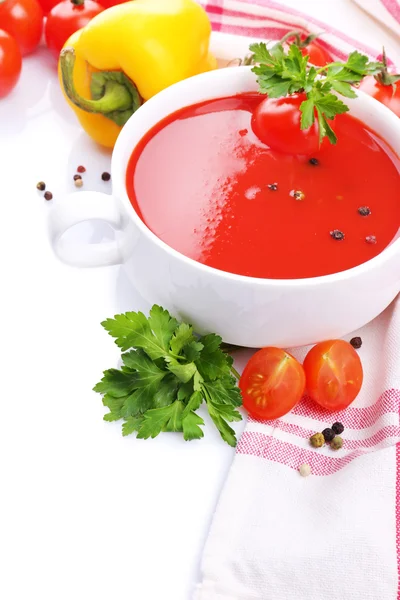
[282,32,333,67]
[303,340,363,411]
[0,0,43,56]
[251,93,320,155]
[240,347,306,420]
[45,0,104,60]
[97,0,126,6]
[359,76,400,118]
[0,29,22,98]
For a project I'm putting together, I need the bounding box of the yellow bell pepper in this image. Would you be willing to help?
[58,0,216,148]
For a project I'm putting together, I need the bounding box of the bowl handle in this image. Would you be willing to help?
[48,191,123,268]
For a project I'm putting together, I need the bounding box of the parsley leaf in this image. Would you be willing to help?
[94,305,243,446]
[250,42,384,144]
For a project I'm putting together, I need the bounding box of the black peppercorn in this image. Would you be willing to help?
[293,190,305,201]
[366,235,376,244]
[267,183,278,191]
[44,191,53,201]
[330,229,345,241]
[332,422,344,435]
[309,157,319,166]
[350,336,362,349]
[36,181,46,191]
[322,428,336,443]
[101,172,111,181]
[358,206,371,216]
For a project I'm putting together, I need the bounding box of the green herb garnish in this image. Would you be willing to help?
[94,305,242,447]
[249,42,384,144]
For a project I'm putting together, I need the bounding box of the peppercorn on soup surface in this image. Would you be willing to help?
[126,93,400,279]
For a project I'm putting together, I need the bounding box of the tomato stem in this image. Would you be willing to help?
[59,47,142,127]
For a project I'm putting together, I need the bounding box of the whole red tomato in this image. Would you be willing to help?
[0,0,43,56]
[359,74,400,118]
[97,0,126,6]
[45,0,104,59]
[37,0,61,14]
[251,93,320,155]
[280,31,333,67]
[0,29,22,98]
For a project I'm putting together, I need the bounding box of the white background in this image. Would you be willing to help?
[1,2,400,599]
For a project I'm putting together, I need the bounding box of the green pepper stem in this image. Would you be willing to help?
[60,48,133,115]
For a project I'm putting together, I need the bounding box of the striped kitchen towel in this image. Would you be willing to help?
[200,0,397,65]
[353,0,400,38]
[195,296,400,599]
[194,3,400,598]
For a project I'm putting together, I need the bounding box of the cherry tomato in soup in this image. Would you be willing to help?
[251,93,320,155]
[45,0,104,59]
[0,29,22,98]
[303,340,363,411]
[359,75,400,118]
[240,347,306,420]
[0,0,43,56]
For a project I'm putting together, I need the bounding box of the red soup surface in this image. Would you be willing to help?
[126,93,400,279]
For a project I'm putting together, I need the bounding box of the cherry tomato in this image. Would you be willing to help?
[283,34,332,67]
[251,93,320,155]
[240,347,306,420]
[359,76,400,118]
[0,29,22,98]
[303,340,363,411]
[45,0,104,59]
[37,0,61,14]
[0,0,43,56]
[97,0,126,6]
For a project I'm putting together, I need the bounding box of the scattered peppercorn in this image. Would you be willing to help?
[322,428,336,443]
[350,336,362,350]
[330,229,345,241]
[74,178,83,188]
[332,422,344,435]
[299,463,311,477]
[358,206,371,216]
[267,183,278,191]
[310,432,325,448]
[44,191,53,201]
[331,436,343,451]
[293,190,305,201]
[309,157,319,166]
[73,174,82,181]
[36,181,46,191]
[101,172,111,181]
[366,235,377,244]
[77,165,86,173]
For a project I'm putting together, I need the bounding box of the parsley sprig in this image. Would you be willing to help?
[250,42,384,144]
[94,305,242,447]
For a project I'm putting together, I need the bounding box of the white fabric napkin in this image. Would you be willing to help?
[195,296,400,599]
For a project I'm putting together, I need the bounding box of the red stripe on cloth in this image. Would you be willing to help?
[248,419,400,450]
[382,0,400,22]
[290,389,400,429]
[396,442,400,599]
[237,431,366,475]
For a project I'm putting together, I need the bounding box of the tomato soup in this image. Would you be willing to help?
[126,94,400,279]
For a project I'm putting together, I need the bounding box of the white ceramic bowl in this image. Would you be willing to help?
[49,66,400,347]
